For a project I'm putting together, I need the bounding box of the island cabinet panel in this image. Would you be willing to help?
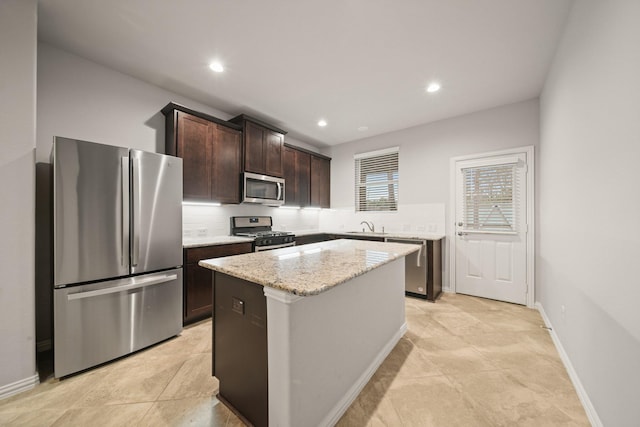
[310,155,331,208]
[213,273,268,427]
[283,146,311,207]
[183,242,252,325]
[163,104,243,203]
[229,114,287,178]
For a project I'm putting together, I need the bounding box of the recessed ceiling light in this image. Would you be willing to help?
[318,119,327,127]
[357,126,369,132]
[426,82,441,93]
[209,61,224,73]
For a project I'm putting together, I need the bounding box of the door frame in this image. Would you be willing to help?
[449,146,535,308]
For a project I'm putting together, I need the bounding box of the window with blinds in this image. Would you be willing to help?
[354,147,399,212]
[462,163,517,231]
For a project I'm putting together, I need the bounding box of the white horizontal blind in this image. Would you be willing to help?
[355,148,399,212]
[462,163,517,231]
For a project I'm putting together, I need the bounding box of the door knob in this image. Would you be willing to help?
[457,222,464,226]
[457,232,467,236]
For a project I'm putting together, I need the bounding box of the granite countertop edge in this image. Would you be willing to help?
[183,236,255,248]
[297,230,445,240]
[198,240,420,297]
[183,230,444,248]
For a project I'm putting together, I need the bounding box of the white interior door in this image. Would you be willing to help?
[454,151,530,305]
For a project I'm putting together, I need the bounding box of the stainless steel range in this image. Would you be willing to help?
[231,216,295,251]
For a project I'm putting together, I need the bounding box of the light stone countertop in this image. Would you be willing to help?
[198,239,420,296]
[183,235,254,248]
[182,230,444,249]
[295,230,445,241]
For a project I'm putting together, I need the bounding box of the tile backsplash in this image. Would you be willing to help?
[182,204,320,238]
[183,202,445,238]
[318,203,445,235]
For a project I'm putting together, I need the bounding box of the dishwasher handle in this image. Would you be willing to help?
[416,242,425,268]
[385,238,426,268]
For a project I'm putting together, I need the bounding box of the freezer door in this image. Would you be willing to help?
[53,137,130,287]
[130,150,182,274]
[54,268,183,377]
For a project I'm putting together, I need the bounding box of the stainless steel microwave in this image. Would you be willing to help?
[243,172,285,206]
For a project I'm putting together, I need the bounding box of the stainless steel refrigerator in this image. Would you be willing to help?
[52,137,183,377]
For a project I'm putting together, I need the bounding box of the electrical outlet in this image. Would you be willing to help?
[402,224,411,232]
[428,224,437,232]
[232,297,245,315]
[417,225,426,232]
[197,228,207,237]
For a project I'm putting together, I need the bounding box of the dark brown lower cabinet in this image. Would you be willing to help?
[294,233,332,246]
[183,242,252,324]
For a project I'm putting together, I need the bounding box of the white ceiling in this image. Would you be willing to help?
[37,0,573,148]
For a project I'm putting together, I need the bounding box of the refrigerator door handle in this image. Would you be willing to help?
[121,157,130,267]
[67,273,178,301]
[131,157,141,267]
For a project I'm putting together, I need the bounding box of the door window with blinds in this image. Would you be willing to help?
[462,161,518,232]
[354,147,399,212]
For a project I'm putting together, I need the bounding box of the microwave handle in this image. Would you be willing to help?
[277,182,283,201]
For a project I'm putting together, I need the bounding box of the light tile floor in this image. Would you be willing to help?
[0,293,590,426]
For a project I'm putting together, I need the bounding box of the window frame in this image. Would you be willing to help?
[354,147,399,212]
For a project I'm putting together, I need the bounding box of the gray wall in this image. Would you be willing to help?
[36,43,318,162]
[539,0,640,425]
[328,99,539,209]
[325,99,540,291]
[0,0,38,393]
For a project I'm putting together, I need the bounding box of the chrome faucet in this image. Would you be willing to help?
[360,221,375,233]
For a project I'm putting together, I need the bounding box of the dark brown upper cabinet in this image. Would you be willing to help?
[163,103,243,203]
[310,154,331,208]
[284,144,330,208]
[229,114,287,178]
[283,145,310,207]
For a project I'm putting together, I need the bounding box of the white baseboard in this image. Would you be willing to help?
[535,302,602,427]
[0,374,39,400]
[320,322,408,427]
[36,339,52,352]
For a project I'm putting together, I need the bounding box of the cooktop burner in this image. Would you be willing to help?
[230,216,296,249]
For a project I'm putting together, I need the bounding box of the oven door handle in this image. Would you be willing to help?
[255,241,296,252]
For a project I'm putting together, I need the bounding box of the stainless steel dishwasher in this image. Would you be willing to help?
[385,237,442,301]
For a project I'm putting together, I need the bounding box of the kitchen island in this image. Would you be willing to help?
[199,239,419,427]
